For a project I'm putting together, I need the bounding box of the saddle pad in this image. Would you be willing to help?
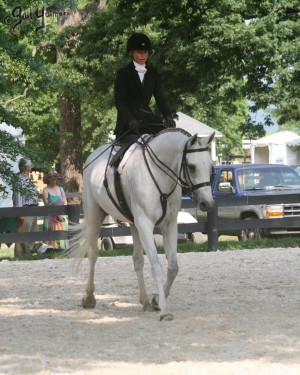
[117,134,151,174]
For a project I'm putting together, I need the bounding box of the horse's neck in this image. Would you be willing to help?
[149,132,187,169]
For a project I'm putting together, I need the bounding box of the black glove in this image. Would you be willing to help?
[129,119,140,132]
[165,116,176,128]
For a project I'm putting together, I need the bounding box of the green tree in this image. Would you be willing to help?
[1,0,107,198]
[1,0,300,195]
[0,0,52,196]
[71,0,300,146]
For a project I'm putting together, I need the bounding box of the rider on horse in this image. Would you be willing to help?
[114,33,176,147]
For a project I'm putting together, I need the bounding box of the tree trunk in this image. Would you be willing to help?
[59,89,83,204]
[56,1,107,202]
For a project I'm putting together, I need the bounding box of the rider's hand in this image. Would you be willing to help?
[165,116,176,128]
[129,119,140,132]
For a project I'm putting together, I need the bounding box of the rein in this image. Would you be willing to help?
[141,142,178,226]
[83,129,134,171]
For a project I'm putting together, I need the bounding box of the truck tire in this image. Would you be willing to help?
[189,232,205,244]
[238,216,263,241]
[101,237,114,251]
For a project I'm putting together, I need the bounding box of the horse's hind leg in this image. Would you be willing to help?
[82,204,106,309]
[130,226,154,312]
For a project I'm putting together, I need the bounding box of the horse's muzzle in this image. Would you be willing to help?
[199,199,215,212]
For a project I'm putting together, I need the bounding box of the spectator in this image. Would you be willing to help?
[12,159,39,257]
[42,171,69,251]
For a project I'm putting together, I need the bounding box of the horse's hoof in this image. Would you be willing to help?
[151,295,160,311]
[160,313,174,321]
[82,296,96,309]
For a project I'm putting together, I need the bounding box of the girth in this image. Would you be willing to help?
[103,169,134,224]
[114,170,134,223]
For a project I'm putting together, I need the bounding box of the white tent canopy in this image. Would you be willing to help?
[175,112,223,162]
[251,131,300,165]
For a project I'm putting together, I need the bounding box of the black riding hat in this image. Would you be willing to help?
[126,33,152,52]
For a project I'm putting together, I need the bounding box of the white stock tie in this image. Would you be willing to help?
[134,62,147,82]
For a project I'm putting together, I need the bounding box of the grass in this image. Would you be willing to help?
[0,247,64,261]
[1,235,300,261]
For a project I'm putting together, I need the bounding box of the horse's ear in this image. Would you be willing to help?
[196,132,215,145]
[207,132,215,145]
[190,134,198,146]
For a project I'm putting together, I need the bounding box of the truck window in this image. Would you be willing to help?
[243,171,260,189]
[216,170,234,193]
[237,170,258,191]
[280,170,300,186]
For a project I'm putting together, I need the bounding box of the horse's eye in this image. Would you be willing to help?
[188,164,196,173]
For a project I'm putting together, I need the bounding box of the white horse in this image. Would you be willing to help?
[69,129,215,321]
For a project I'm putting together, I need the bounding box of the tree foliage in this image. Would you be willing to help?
[69,0,300,153]
[0,0,299,194]
[0,0,53,195]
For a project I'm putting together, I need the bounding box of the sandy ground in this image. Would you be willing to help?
[1,248,300,375]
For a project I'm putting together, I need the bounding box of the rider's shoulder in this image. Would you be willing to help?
[117,62,134,75]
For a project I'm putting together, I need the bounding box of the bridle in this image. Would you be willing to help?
[179,142,212,196]
[141,133,213,224]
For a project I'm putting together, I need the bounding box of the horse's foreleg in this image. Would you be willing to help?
[82,208,106,309]
[161,221,179,299]
[131,226,154,312]
[135,221,173,321]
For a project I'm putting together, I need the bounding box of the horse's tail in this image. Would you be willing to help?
[66,219,89,272]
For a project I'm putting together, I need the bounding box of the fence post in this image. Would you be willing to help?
[207,201,219,252]
[66,205,80,224]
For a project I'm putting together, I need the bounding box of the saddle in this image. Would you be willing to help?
[109,143,132,167]
[105,139,138,223]
[109,135,139,167]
